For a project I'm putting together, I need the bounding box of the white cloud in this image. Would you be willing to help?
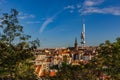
[40,10,63,33]
[18,12,35,19]
[64,5,75,10]
[102,7,120,15]
[64,5,75,13]
[63,2,120,16]
[40,17,54,33]
[81,7,103,14]
[84,0,105,7]
[72,0,120,16]
[26,21,41,24]
[64,0,105,15]
[81,7,120,16]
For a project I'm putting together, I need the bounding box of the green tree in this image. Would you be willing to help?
[92,38,120,79]
[0,9,39,80]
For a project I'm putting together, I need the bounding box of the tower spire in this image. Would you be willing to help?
[74,37,78,50]
[75,37,77,44]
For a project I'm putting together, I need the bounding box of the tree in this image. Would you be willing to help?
[92,37,120,79]
[0,9,38,80]
[30,38,40,50]
[0,9,23,44]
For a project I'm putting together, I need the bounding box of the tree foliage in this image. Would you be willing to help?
[0,9,39,80]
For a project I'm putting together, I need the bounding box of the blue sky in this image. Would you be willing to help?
[0,0,120,48]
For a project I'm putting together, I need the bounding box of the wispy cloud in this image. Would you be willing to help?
[80,7,102,14]
[64,5,75,13]
[26,21,41,24]
[84,0,105,7]
[65,0,120,16]
[18,12,35,19]
[102,7,120,15]
[81,7,120,15]
[40,17,54,33]
[40,10,63,33]
[26,17,47,24]
[64,5,75,10]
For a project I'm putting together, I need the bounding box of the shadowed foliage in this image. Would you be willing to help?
[0,9,39,80]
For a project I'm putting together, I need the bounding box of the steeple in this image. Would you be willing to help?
[74,37,78,50]
[75,37,77,44]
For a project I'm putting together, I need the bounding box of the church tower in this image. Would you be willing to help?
[74,37,78,50]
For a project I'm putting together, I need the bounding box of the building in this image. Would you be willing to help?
[34,19,98,78]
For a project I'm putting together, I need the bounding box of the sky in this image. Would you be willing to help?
[0,0,120,48]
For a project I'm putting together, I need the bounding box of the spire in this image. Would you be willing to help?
[74,37,78,50]
[75,37,77,44]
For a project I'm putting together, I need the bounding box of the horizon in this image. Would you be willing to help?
[0,0,120,48]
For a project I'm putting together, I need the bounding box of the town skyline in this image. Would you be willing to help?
[0,0,120,48]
